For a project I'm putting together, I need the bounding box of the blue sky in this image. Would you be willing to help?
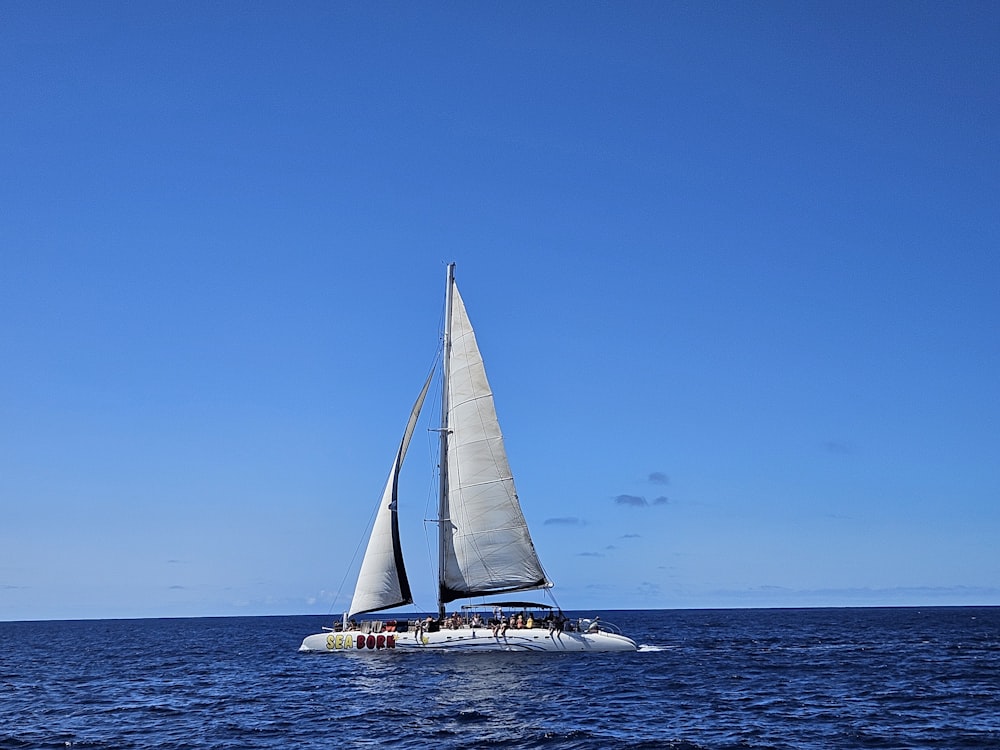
[2,2,997,621]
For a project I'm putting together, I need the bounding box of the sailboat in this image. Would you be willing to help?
[299,264,637,653]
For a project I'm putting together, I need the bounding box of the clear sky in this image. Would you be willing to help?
[2,2,998,621]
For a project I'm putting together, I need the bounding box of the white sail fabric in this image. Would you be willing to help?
[439,282,551,603]
[349,373,431,617]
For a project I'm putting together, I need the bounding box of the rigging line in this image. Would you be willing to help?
[332,357,435,616]
[326,458,395,616]
[419,478,438,610]
[407,308,442,548]
[324,465,379,614]
[416,346,444,613]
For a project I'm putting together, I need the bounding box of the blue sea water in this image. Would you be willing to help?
[1,607,998,749]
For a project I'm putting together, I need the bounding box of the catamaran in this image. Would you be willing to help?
[299,264,636,652]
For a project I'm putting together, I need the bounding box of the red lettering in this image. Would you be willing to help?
[349,633,396,650]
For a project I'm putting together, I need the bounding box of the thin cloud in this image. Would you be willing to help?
[653,496,669,505]
[822,440,855,455]
[621,533,641,539]
[649,472,670,485]
[637,581,662,597]
[615,494,648,507]
[577,551,604,557]
[544,516,586,526]
[705,584,1000,605]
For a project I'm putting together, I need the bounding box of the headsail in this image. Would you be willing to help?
[349,372,433,617]
[438,274,551,604]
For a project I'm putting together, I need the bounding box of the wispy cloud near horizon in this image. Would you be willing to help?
[544,516,586,526]
[821,440,855,455]
[615,494,669,507]
[615,495,648,507]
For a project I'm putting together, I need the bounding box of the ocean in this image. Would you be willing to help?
[1,607,997,749]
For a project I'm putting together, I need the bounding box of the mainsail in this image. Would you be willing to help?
[348,372,433,617]
[438,274,551,604]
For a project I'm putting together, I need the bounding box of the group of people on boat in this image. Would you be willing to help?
[408,607,595,638]
[489,608,537,635]
[330,608,604,641]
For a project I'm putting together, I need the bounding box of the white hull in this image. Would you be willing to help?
[299,626,637,653]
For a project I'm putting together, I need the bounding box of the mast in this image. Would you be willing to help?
[437,262,456,620]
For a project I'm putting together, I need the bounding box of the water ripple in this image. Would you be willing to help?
[1,609,998,749]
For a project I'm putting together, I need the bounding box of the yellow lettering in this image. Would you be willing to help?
[326,634,335,650]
